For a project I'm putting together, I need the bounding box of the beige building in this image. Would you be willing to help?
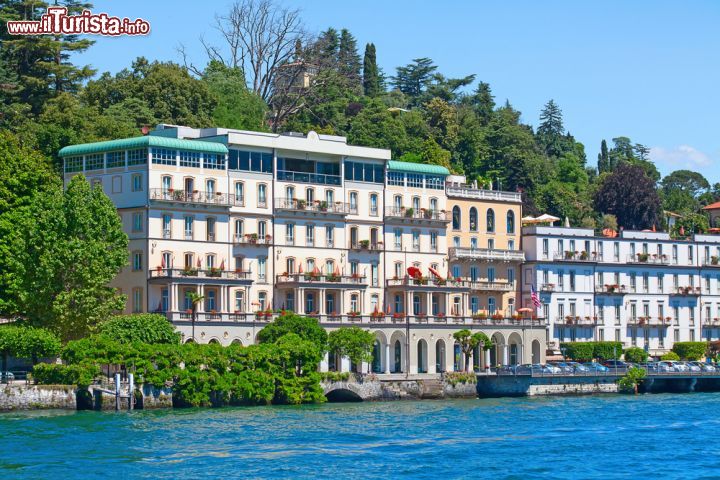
[60,126,546,374]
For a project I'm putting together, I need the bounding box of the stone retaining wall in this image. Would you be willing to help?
[0,384,77,410]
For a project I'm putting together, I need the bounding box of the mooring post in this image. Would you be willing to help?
[115,373,121,411]
[128,373,134,411]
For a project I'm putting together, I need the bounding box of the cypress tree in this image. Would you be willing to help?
[362,43,381,97]
[338,29,362,90]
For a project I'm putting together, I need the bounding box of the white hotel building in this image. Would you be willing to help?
[59,125,546,374]
[521,226,720,356]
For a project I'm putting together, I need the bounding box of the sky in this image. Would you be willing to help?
[83,0,720,182]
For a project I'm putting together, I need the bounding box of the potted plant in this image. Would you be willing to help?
[637,252,649,262]
[359,239,370,249]
[565,315,573,325]
[265,234,272,242]
[208,267,221,277]
[297,199,306,209]
[564,250,574,259]
[404,208,414,218]
[249,233,258,244]
[318,201,328,212]
[579,251,589,260]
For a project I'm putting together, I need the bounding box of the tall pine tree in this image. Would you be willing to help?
[362,43,381,97]
[338,29,361,91]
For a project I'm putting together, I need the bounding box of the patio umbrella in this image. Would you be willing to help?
[407,266,422,278]
[298,264,303,274]
[334,264,340,276]
[428,266,443,279]
[313,266,320,275]
[160,255,166,268]
[219,259,225,270]
[517,307,533,313]
[196,256,202,268]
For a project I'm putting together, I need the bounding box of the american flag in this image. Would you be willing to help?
[531,285,542,308]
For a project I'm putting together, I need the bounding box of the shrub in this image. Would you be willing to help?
[593,342,623,360]
[624,347,648,363]
[660,351,680,361]
[444,372,477,386]
[560,342,595,361]
[327,327,375,368]
[618,367,646,394]
[672,342,708,360]
[320,371,350,382]
[32,363,98,387]
[99,314,181,345]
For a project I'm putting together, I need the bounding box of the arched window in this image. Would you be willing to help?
[206,179,216,195]
[507,210,515,234]
[393,195,402,212]
[234,219,243,241]
[452,206,461,230]
[469,207,478,231]
[487,208,495,233]
[286,257,295,274]
[326,259,335,275]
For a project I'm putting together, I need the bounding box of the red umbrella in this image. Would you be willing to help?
[313,266,320,275]
[160,255,166,268]
[407,266,422,278]
[196,256,202,268]
[517,307,533,313]
[334,264,340,276]
[219,258,225,270]
[298,264,303,274]
[428,266,442,279]
[386,304,392,314]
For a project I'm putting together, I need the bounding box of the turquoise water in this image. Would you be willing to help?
[2,394,720,479]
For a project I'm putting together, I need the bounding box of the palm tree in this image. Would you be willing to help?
[185,291,205,341]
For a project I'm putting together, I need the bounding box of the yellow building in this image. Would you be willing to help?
[445,176,524,317]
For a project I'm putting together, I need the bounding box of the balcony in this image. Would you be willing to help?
[702,257,720,267]
[384,207,450,225]
[386,277,469,291]
[350,241,383,252]
[275,273,368,287]
[627,317,672,327]
[553,251,600,262]
[626,253,671,265]
[670,286,701,296]
[149,188,240,207]
[468,281,514,292]
[274,198,350,216]
[277,170,341,186]
[149,268,253,284]
[555,316,602,326]
[540,283,556,292]
[445,185,522,203]
[594,285,628,295]
[449,247,525,262]
[233,234,273,246]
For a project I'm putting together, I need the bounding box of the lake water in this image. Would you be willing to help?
[2,393,719,479]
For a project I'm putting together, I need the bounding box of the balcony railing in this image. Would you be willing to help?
[233,234,272,246]
[626,254,671,265]
[553,251,601,262]
[594,285,628,295]
[540,283,555,292]
[150,188,241,207]
[445,185,522,203]
[350,242,383,252]
[702,258,720,267]
[386,277,469,289]
[384,207,450,223]
[277,170,341,186]
[670,286,702,296]
[275,198,349,215]
[449,247,525,262]
[626,317,672,327]
[555,316,602,326]
[149,268,252,281]
[468,281,514,292]
[275,273,367,285]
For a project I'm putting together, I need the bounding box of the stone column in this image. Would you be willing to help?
[384,343,391,374]
[502,344,509,366]
[297,288,304,314]
[407,291,413,316]
[320,351,329,372]
[341,356,351,373]
[319,289,326,315]
[484,349,491,369]
[197,284,205,312]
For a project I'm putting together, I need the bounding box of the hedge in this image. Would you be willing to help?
[560,342,623,361]
[671,342,707,361]
[623,347,648,363]
[32,363,98,387]
[660,351,680,361]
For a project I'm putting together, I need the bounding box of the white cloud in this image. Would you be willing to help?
[650,145,713,169]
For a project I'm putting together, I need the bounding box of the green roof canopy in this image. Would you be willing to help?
[387,160,449,176]
[58,136,228,157]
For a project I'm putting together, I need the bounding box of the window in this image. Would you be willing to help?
[234,256,244,271]
[642,273,649,293]
[235,182,244,205]
[388,171,404,186]
[161,251,172,270]
[394,229,402,249]
[151,148,176,165]
[235,291,245,313]
[128,148,147,166]
[506,210,516,234]
[508,239,515,250]
[430,198,438,212]
[132,288,143,313]
[469,207,478,231]
[307,258,316,273]
[162,214,172,239]
[453,265,461,278]
[132,212,143,232]
[184,216,194,239]
[344,161,384,183]
[206,217,216,241]
[306,224,315,246]
[161,175,172,194]
[454,236,460,248]
[111,176,122,194]
[204,154,225,170]
[452,206,461,230]
[407,173,423,188]
[234,219,244,241]
[325,225,334,247]
[370,194,378,216]
[132,251,143,271]
[258,184,267,207]
[658,274,664,292]
[349,192,358,213]
[542,239,549,258]
[350,226,358,248]
[486,209,495,233]
[488,238,495,250]
[325,260,335,275]
[394,262,403,279]
[206,254,216,269]
[286,257,296,274]
[488,267,495,282]
[206,179,216,196]
[184,253,194,269]
[64,156,83,173]
[471,297,479,313]
[488,297,496,314]
[258,221,267,238]
[412,231,420,251]
[286,223,295,245]
[258,258,267,282]
[470,238,478,249]
[258,291,267,310]
[350,261,359,277]
[430,231,438,252]
[304,187,313,203]
[131,173,143,192]
[371,264,379,286]
[180,151,201,168]
[229,150,273,172]
[85,154,104,170]
[508,268,515,284]
[351,294,359,313]
[325,189,334,205]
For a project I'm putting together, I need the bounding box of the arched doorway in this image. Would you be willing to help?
[453,342,462,371]
[473,344,481,372]
[417,339,428,373]
[393,340,402,373]
[371,340,382,373]
[532,340,541,364]
[490,333,505,366]
[508,333,523,365]
[435,339,446,373]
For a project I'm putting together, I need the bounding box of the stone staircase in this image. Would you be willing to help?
[419,379,445,399]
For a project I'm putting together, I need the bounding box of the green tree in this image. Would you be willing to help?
[0,0,96,113]
[623,347,648,363]
[99,314,181,345]
[257,313,328,349]
[185,292,204,342]
[327,327,374,372]
[0,325,60,370]
[362,43,381,97]
[9,175,128,341]
[453,329,491,372]
[661,170,710,214]
[671,342,708,361]
[597,139,610,173]
[202,60,267,130]
[392,57,437,101]
[594,163,661,230]
[618,367,646,394]
[536,99,565,157]
[338,29,362,92]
